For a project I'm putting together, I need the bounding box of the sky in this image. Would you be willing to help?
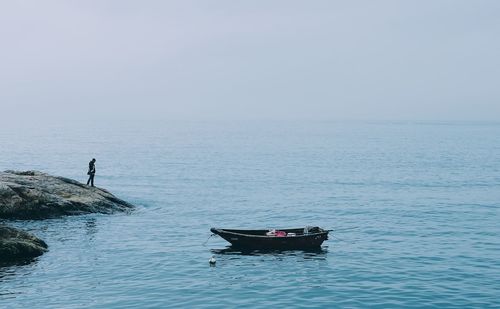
[1,0,499,122]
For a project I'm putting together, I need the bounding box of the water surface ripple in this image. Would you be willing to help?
[1,121,499,308]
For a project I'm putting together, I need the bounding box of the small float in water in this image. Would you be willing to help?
[210,226,330,250]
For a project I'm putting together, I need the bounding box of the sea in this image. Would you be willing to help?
[0,120,499,308]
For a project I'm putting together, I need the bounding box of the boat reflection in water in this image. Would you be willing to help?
[210,246,328,258]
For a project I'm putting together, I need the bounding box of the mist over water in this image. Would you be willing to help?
[1,120,499,308]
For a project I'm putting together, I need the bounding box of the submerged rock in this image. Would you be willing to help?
[0,170,134,220]
[0,225,48,263]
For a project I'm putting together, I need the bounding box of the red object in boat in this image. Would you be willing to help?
[275,231,286,237]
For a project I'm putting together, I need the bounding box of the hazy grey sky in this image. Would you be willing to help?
[1,1,499,122]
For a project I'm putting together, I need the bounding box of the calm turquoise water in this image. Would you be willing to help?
[1,121,499,308]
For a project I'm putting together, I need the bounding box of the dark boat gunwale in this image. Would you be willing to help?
[210,227,329,238]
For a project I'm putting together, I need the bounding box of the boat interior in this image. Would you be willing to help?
[217,227,324,236]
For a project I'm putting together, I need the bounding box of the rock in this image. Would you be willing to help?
[0,225,48,263]
[0,170,134,220]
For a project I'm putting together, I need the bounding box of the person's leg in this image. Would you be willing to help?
[91,174,95,187]
[87,175,91,185]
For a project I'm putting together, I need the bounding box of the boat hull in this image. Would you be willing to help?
[210,227,329,250]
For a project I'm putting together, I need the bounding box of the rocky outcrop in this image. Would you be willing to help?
[0,170,134,219]
[0,225,48,263]
[0,170,134,263]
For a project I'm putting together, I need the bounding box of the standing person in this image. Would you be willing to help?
[87,158,96,187]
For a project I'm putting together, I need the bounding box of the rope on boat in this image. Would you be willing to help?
[330,227,360,244]
[202,234,216,246]
[331,234,346,242]
[332,226,359,232]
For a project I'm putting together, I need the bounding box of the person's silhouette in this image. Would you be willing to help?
[87,158,96,187]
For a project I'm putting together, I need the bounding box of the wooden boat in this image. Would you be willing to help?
[210,227,330,250]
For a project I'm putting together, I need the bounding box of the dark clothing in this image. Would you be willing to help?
[88,161,96,174]
[87,160,96,187]
[87,173,95,186]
